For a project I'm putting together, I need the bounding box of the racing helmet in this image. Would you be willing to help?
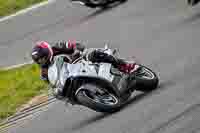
[31,41,53,65]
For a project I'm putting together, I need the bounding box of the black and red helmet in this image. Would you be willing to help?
[31,41,53,65]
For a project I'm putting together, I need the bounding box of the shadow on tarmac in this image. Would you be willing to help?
[69,80,176,131]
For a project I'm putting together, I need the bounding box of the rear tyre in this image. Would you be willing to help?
[119,0,127,2]
[134,65,159,92]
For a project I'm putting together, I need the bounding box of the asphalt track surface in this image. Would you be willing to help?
[1,0,200,132]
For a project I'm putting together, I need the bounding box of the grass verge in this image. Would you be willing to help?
[0,0,47,18]
[0,64,48,121]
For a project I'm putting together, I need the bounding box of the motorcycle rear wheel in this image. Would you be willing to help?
[134,65,159,92]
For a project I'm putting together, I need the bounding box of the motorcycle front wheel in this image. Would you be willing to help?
[76,84,121,113]
[85,0,110,8]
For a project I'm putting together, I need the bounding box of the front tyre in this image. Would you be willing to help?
[76,84,120,113]
[134,65,159,92]
[119,0,127,2]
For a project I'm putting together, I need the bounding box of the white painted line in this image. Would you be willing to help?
[1,61,33,70]
[0,0,56,69]
[0,0,56,23]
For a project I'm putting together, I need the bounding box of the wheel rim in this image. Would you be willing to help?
[83,89,119,106]
[137,67,155,80]
[89,0,106,4]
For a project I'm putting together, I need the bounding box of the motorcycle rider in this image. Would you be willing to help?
[31,40,136,99]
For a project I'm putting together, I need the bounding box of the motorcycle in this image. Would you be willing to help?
[70,0,126,8]
[47,44,159,113]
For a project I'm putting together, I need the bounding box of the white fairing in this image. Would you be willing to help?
[48,55,66,87]
[48,46,116,88]
[48,61,58,86]
[98,63,114,82]
[67,62,97,77]
[59,63,70,86]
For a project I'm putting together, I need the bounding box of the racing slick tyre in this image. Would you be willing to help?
[134,65,159,92]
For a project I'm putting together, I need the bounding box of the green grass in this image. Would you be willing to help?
[0,64,48,121]
[0,0,47,17]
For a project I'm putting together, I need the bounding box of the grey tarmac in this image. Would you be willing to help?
[1,0,200,133]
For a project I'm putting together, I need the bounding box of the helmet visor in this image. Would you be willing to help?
[32,53,48,65]
[37,57,48,65]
